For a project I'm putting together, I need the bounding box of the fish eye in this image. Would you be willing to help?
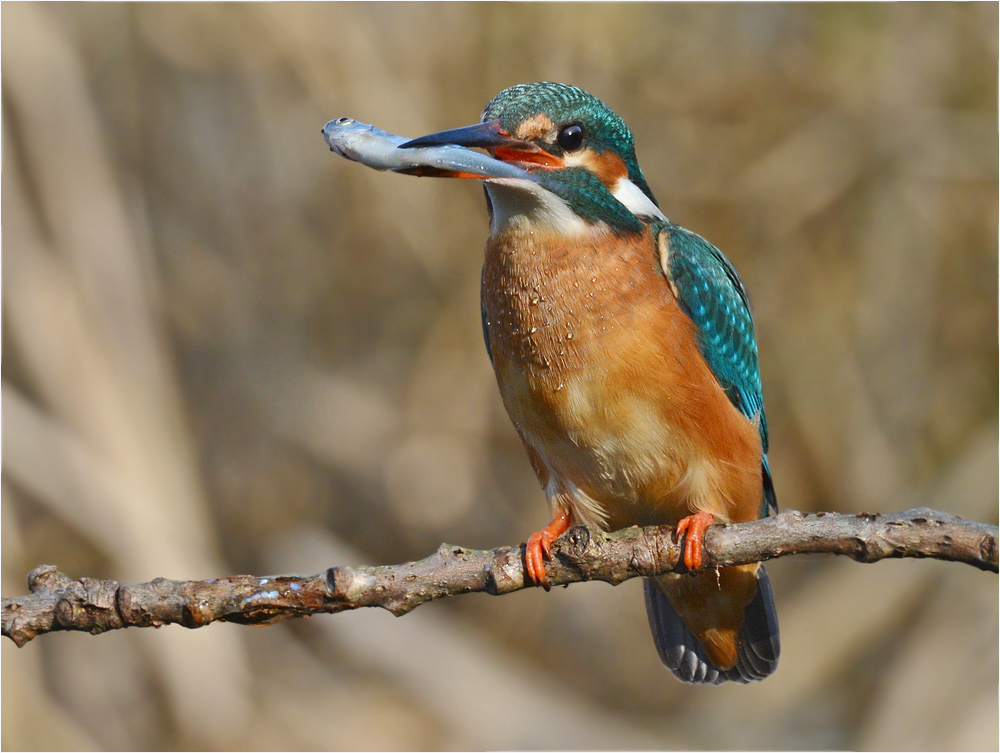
[557,123,585,152]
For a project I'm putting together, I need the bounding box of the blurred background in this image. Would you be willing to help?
[2,3,997,750]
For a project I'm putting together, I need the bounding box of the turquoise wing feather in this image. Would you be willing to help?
[655,221,775,516]
[649,223,780,683]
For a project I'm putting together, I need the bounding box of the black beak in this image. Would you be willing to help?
[400,120,522,150]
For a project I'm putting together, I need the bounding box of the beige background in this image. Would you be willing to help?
[3,3,997,750]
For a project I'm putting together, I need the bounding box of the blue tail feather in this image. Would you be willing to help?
[644,567,780,684]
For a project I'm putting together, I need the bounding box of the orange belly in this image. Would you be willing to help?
[482,225,763,532]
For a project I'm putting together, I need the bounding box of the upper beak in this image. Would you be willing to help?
[400,120,521,150]
[400,120,563,170]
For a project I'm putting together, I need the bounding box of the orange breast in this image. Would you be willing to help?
[482,225,763,531]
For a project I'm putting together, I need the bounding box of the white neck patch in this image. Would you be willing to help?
[612,178,666,221]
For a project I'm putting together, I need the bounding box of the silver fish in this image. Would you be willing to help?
[321,117,534,180]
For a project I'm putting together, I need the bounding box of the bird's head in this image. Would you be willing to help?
[402,82,664,236]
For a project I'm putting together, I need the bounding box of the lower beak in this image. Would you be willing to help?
[400,120,563,170]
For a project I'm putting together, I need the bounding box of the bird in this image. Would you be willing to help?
[401,82,779,684]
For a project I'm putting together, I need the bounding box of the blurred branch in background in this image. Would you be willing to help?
[4,509,997,647]
[3,2,996,750]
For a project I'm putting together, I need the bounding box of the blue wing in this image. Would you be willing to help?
[655,221,776,516]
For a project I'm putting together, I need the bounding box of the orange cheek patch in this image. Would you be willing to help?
[580,150,629,186]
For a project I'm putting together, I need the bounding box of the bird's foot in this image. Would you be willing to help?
[525,510,572,591]
[675,510,716,571]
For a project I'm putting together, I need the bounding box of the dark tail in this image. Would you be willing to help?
[644,566,780,684]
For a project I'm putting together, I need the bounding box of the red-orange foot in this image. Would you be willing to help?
[675,510,716,571]
[525,510,572,591]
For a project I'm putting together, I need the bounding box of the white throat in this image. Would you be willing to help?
[484,175,666,239]
[484,179,591,237]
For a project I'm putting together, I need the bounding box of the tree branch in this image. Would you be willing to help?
[3,508,996,646]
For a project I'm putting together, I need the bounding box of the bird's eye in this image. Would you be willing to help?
[557,123,585,152]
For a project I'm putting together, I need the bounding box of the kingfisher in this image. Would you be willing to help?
[402,82,779,684]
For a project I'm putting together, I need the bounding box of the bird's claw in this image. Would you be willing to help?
[525,510,572,590]
[675,510,716,571]
[525,530,555,590]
